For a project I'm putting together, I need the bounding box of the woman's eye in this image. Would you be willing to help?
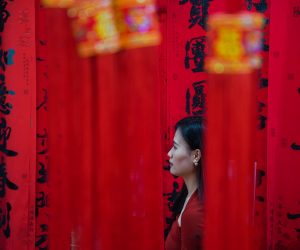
[173,145,177,150]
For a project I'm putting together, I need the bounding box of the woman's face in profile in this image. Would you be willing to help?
[168,129,194,177]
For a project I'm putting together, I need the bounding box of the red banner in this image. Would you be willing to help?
[36,1,50,249]
[159,0,211,237]
[0,0,36,249]
[267,0,300,249]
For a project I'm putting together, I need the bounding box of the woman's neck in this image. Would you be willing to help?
[183,172,198,196]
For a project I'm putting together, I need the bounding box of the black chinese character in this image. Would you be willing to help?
[287,212,300,233]
[36,191,48,217]
[0,74,15,115]
[185,36,206,72]
[258,115,267,129]
[259,78,268,88]
[37,88,48,111]
[0,202,11,238]
[186,80,206,116]
[258,101,266,130]
[0,49,15,71]
[262,39,269,52]
[35,224,49,250]
[256,169,265,187]
[37,161,48,184]
[245,0,268,13]
[0,1,10,33]
[0,157,18,198]
[0,118,18,157]
[186,88,191,115]
[179,0,212,30]
[37,129,48,155]
[256,196,265,202]
[291,143,300,150]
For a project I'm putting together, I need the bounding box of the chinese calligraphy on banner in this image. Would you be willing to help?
[0,0,36,249]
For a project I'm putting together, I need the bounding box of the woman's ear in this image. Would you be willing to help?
[191,149,201,163]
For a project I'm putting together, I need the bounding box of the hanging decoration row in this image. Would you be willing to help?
[41,0,161,57]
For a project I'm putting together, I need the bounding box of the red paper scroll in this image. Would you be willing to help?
[159,0,215,237]
[35,2,51,249]
[0,0,36,249]
[267,0,300,249]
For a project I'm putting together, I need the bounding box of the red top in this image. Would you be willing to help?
[165,191,204,250]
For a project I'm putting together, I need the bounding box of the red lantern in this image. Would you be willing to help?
[206,12,264,74]
[68,0,120,57]
[114,0,161,49]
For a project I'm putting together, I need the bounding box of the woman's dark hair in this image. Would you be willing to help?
[165,116,206,239]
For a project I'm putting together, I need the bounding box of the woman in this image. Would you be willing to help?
[165,116,205,250]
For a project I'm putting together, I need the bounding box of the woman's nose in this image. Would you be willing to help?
[167,148,172,158]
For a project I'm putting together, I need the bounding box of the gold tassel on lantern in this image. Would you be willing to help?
[68,0,120,57]
[114,0,161,50]
[42,0,75,8]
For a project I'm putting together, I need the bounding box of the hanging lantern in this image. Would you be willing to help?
[206,12,264,74]
[42,0,75,8]
[68,0,120,57]
[114,0,161,49]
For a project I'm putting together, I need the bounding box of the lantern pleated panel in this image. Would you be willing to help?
[68,0,120,57]
[114,0,161,49]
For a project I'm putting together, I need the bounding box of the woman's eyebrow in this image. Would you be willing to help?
[173,141,179,146]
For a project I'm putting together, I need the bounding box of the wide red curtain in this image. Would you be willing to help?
[40,5,165,250]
